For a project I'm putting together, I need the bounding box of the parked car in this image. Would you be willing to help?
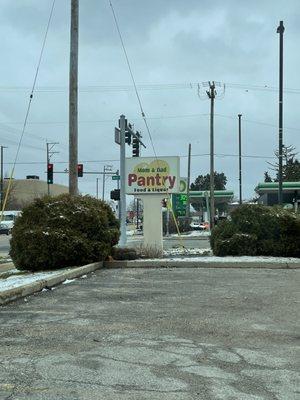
[190,220,209,231]
[0,211,21,235]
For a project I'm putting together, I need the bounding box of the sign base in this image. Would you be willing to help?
[136,194,165,253]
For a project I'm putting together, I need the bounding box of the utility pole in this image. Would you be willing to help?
[0,146,7,210]
[135,137,141,231]
[46,142,59,195]
[136,198,139,230]
[207,81,216,229]
[199,81,225,228]
[186,143,191,218]
[116,169,120,220]
[96,178,100,199]
[238,114,242,205]
[119,115,127,246]
[102,166,106,201]
[166,200,170,237]
[69,0,79,195]
[102,165,112,201]
[277,20,284,205]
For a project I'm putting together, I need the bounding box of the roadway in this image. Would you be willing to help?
[127,235,210,250]
[0,234,10,255]
[0,233,211,256]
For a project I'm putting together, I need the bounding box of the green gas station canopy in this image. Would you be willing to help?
[256,182,300,193]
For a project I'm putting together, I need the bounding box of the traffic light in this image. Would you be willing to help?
[125,131,131,145]
[47,163,53,184]
[132,137,140,157]
[77,164,83,177]
[110,189,120,201]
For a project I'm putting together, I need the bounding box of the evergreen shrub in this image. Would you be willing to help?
[210,204,300,257]
[10,194,120,271]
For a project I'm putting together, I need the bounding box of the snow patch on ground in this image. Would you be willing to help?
[171,230,210,237]
[62,278,76,285]
[163,248,212,257]
[0,270,68,291]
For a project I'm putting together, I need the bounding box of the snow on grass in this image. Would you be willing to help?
[171,230,210,237]
[0,268,77,292]
[163,248,212,257]
[0,270,61,291]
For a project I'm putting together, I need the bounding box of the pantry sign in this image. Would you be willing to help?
[125,156,180,194]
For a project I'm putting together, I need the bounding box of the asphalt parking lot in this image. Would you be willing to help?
[0,267,299,399]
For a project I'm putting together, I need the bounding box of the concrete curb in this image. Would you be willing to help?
[165,236,210,241]
[0,262,103,305]
[2,258,299,306]
[103,260,300,269]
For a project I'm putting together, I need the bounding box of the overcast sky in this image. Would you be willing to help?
[0,0,299,200]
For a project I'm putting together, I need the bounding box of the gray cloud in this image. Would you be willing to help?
[0,0,298,199]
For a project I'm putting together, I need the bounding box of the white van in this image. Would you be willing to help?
[0,211,22,235]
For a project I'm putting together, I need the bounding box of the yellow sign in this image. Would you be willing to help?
[125,157,180,194]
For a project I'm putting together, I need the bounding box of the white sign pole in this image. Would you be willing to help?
[138,194,165,253]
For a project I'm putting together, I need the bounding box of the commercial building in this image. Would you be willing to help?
[256,182,300,208]
[3,177,68,210]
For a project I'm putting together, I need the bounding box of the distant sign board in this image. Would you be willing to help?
[112,175,120,181]
[125,156,180,194]
[172,193,187,217]
[114,127,120,145]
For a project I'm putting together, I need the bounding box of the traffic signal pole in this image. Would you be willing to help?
[47,143,50,195]
[186,143,191,217]
[46,142,59,194]
[114,116,146,244]
[117,169,120,220]
[102,166,106,201]
[0,146,7,210]
[119,115,127,246]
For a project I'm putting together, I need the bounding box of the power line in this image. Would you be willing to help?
[7,0,56,168]
[5,152,276,166]
[0,82,299,94]
[1,0,56,216]
[2,113,299,132]
[0,114,210,126]
[109,1,157,158]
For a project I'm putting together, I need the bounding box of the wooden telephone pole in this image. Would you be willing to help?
[277,21,285,204]
[69,0,79,195]
[207,82,216,229]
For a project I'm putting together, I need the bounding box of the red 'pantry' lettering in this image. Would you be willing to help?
[128,173,176,189]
